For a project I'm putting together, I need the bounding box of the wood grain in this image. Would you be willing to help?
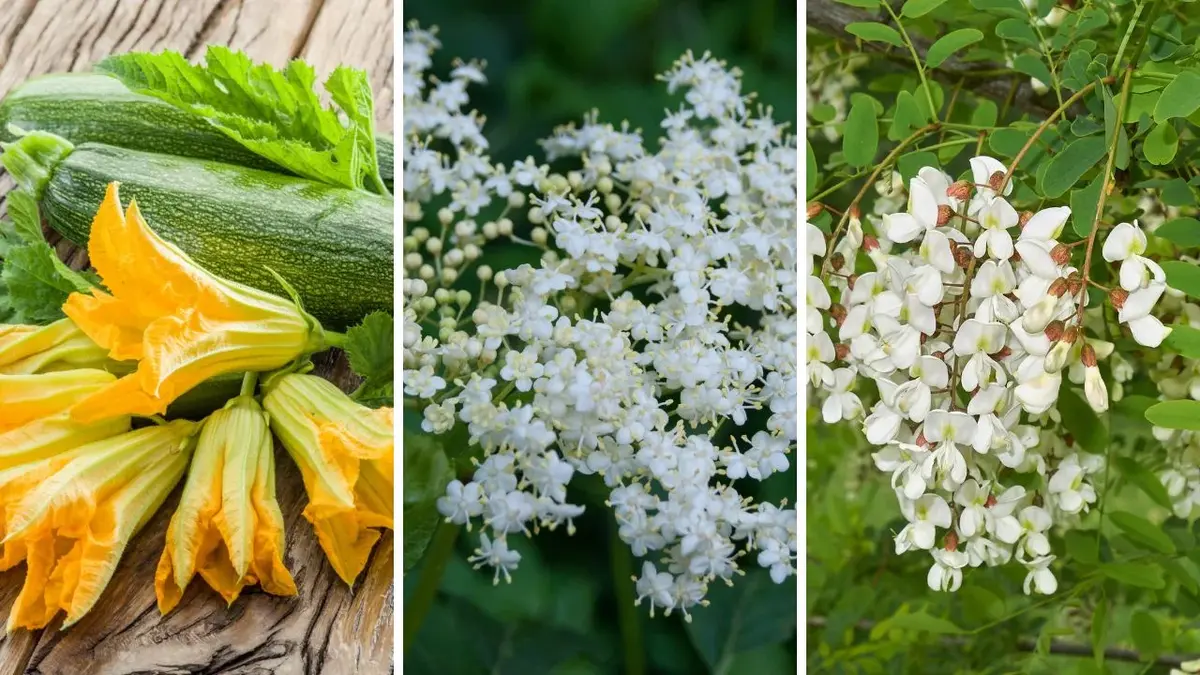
[0,2,395,673]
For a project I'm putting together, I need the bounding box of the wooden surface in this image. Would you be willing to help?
[0,1,394,673]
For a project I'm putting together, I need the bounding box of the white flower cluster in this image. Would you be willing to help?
[807,156,1171,595]
[404,35,798,618]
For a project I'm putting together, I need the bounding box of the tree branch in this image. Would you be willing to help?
[807,616,1198,667]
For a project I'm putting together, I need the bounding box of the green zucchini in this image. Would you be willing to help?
[30,141,392,330]
[0,73,394,191]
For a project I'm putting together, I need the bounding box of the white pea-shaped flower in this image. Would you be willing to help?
[895,493,952,553]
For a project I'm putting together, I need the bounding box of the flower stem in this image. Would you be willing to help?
[610,518,646,675]
[323,330,349,350]
[1076,66,1135,324]
[402,521,460,654]
[240,371,259,398]
[818,123,942,279]
[999,77,1115,193]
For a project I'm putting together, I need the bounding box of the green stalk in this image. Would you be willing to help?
[402,522,460,654]
[610,519,646,675]
[882,1,938,122]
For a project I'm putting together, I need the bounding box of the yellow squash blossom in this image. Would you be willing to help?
[0,319,111,375]
[0,370,131,570]
[4,420,197,630]
[62,182,325,423]
[155,395,296,613]
[263,373,392,585]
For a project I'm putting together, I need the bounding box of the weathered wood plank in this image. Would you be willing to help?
[0,1,395,673]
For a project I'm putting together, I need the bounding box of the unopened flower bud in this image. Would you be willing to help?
[947,180,972,201]
[830,303,848,325]
[1080,343,1097,368]
[1084,363,1108,412]
[1066,274,1083,296]
[830,252,846,271]
[1044,336,1074,373]
[1044,320,1065,343]
[807,203,824,219]
[954,246,972,269]
[846,274,858,290]
[1050,244,1071,266]
[985,494,998,508]
[944,531,959,552]
[849,205,861,222]
[1048,278,1068,298]
[835,343,850,360]
[862,235,879,252]
[990,346,1012,361]
[1019,211,1034,228]
[937,205,954,225]
[988,171,1007,192]
[915,432,928,447]
[1110,287,1129,310]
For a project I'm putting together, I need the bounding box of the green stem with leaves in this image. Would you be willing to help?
[882,1,938,121]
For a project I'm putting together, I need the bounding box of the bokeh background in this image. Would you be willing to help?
[402,1,799,674]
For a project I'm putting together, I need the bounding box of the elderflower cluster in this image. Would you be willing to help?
[807,156,1171,595]
[405,37,798,618]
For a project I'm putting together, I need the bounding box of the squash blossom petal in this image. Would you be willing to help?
[0,371,131,571]
[0,319,112,375]
[4,420,197,630]
[62,182,325,423]
[155,395,296,613]
[263,373,392,585]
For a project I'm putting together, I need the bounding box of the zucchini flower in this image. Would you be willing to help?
[62,182,326,423]
[5,420,197,630]
[263,373,392,584]
[155,395,296,613]
[0,319,111,375]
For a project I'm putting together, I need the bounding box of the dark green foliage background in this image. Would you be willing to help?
[402,1,799,674]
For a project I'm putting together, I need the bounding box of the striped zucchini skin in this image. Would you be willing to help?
[0,73,394,190]
[43,143,393,330]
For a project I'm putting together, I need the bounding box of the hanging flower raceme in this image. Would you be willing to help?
[263,373,392,585]
[62,182,327,423]
[155,393,297,613]
[4,420,197,630]
[0,319,112,375]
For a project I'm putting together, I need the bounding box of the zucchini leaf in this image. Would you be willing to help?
[96,48,387,195]
[344,311,394,407]
[0,188,96,324]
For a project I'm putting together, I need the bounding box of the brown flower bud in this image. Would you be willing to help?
[1045,320,1065,342]
[915,432,929,447]
[985,494,998,508]
[849,205,862,222]
[947,180,972,201]
[944,530,959,552]
[835,343,850,360]
[1062,326,1080,344]
[846,274,859,290]
[954,246,973,269]
[937,204,954,226]
[1019,211,1034,229]
[990,346,1012,361]
[1081,343,1097,368]
[830,252,846,271]
[863,235,880,252]
[830,303,848,325]
[1110,287,1129,310]
[1050,243,1071,266]
[806,202,824,219]
[1009,249,1022,264]
[1048,278,1068,297]
[1067,275,1083,296]
[932,350,946,360]
[988,171,1007,193]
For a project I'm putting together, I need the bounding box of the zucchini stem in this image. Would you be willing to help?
[239,371,259,398]
[323,330,349,350]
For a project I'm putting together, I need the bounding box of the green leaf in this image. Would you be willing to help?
[846,22,905,48]
[898,151,939,182]
[1163,260,1200,298]
[1109,511,1175,554]
[1165,324,1200,357]
[1162,177,1197,206]
[927,29,984,68]
[344,311,394,407]
[1012,53,1053,86]
[1143,121,1179,165]
[872,605,964,636]
[834,0,881,7]
[6,190,41,245]
[1057,387,1108,453]
[902,0,949,17]
[1071,173,1105,237]
[1153,70,1200,121]
[1114,457,1174,511]
[888,91,924,141]
[843,96,879,167]
[1129,611,1162,657]
[1091,597,1108,666]
[98,47,386,193]
[1146,399,1200,430]
[1041,136,1107,198]
[402,430,453,570]
[970,98,998,127]
[684,570,796,670]
[1100,561,1166,588]
[1155,216,1200,247]
[806,139,818,197]
[996,18,1039,47]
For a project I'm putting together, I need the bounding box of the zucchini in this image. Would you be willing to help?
[34,142,392,330]
[0,73,394,191]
